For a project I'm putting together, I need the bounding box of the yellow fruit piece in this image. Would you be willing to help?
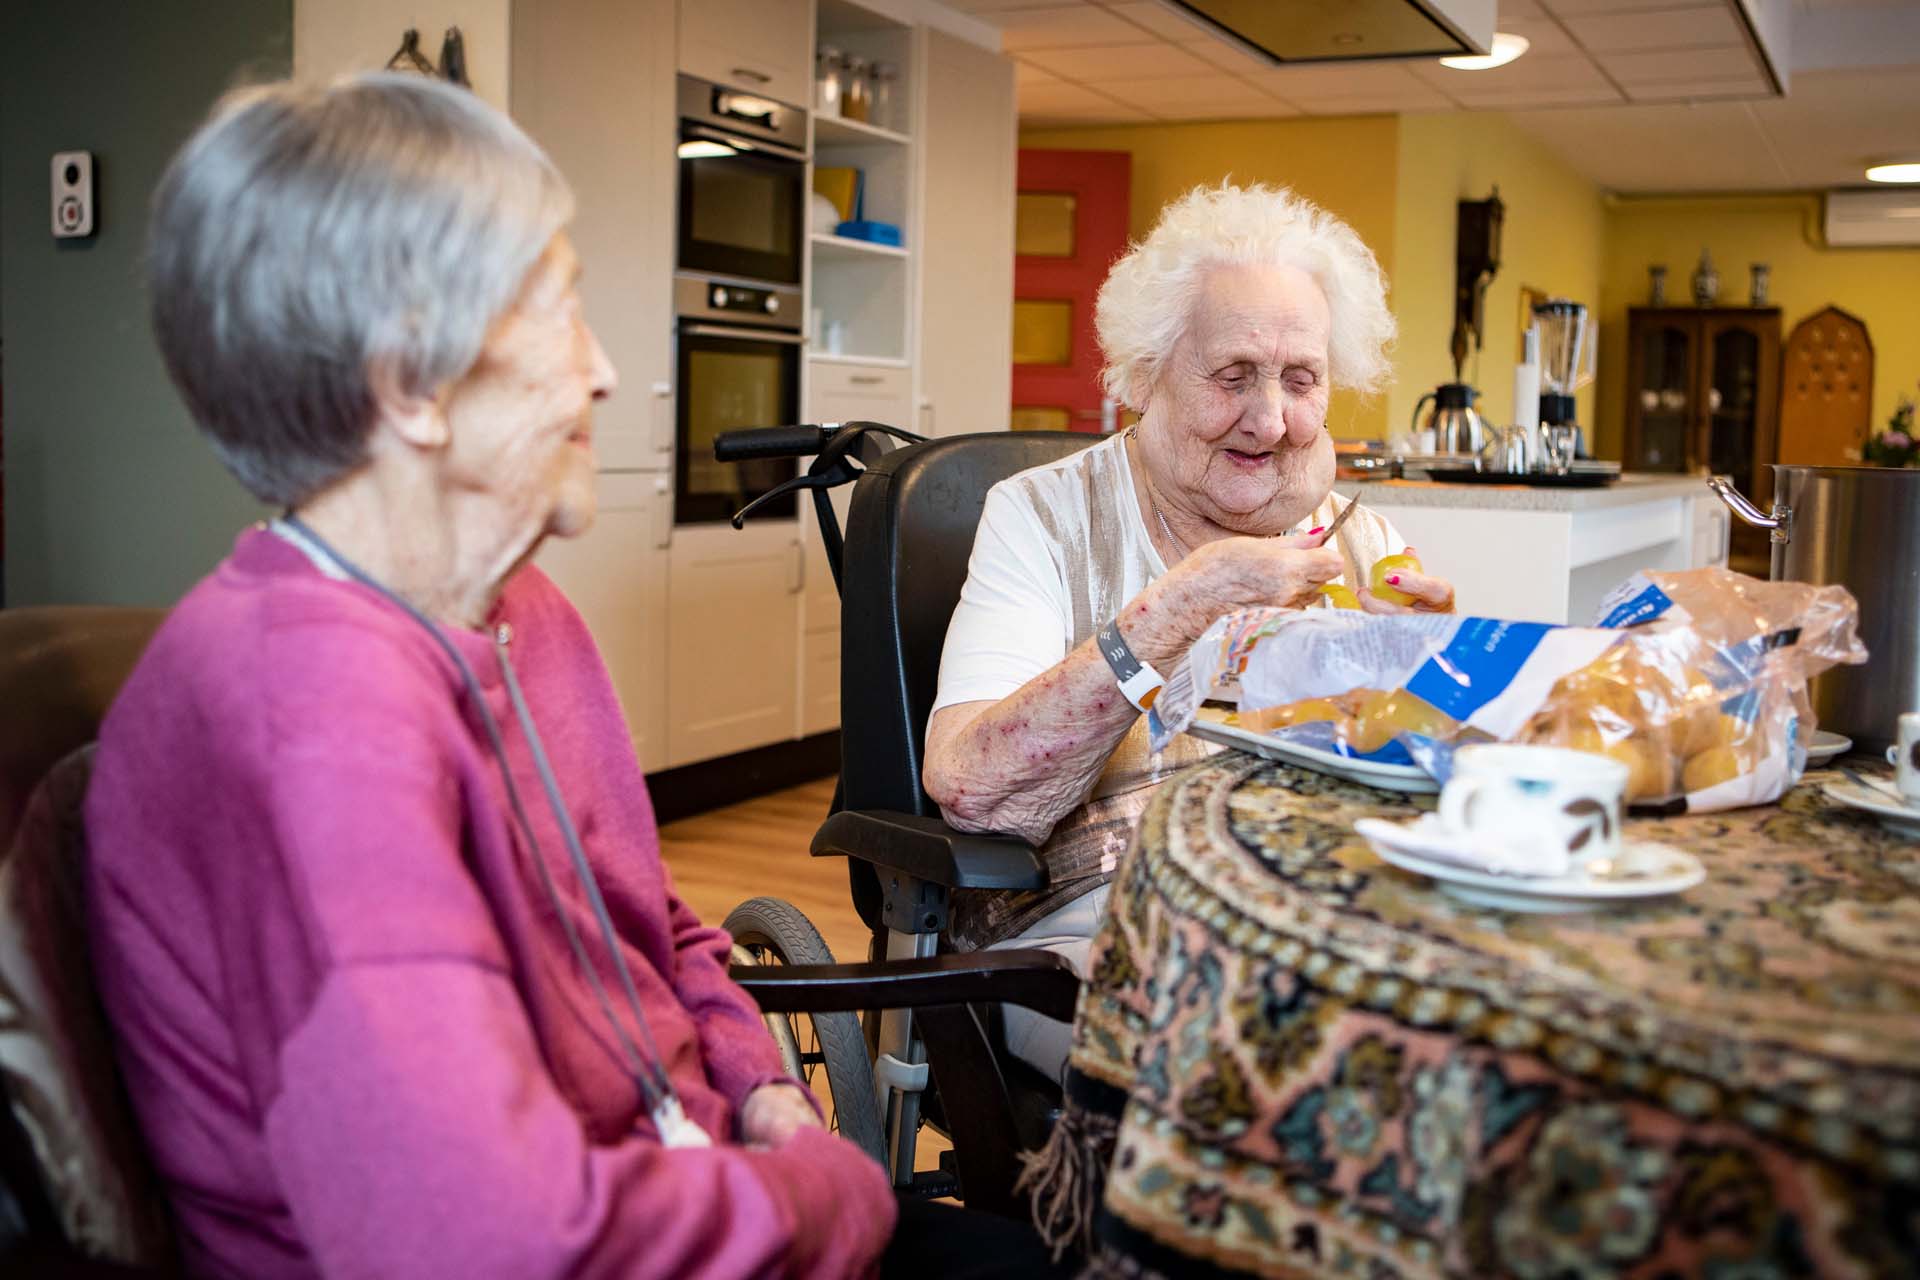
[1320,584,1362,610]
[1682,746,1744,793]
[1237,698,1343,733]
[1350,688,1456,753]
[1369,554,1423,607]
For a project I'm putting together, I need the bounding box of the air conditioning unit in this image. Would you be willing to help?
[1825,189,1920,248]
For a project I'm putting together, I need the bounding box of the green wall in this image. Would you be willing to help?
[1,0,291,606]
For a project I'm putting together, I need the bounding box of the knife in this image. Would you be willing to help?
[1316,493,1363,544]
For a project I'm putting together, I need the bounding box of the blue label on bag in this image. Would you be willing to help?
[1405,619,1553,721]
[1598,583,1674,629]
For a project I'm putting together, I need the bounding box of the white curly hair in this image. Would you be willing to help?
[1094,181,1395,410]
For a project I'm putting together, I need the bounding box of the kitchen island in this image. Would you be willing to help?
[1343,472,1729,623]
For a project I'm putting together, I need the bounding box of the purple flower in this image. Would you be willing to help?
[1885,431,1912,450]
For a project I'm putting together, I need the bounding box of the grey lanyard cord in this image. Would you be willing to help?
[277,517,678,1114]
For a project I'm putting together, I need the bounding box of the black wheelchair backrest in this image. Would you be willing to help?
[837,431,1099,817]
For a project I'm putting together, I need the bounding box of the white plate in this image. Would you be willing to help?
[1355,816,1705,913]
[1823,779,1920,837]
[1806,730,1853,766]
[1187,718,1439,794]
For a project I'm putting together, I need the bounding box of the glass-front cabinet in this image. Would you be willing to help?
[1624,307,1780,573]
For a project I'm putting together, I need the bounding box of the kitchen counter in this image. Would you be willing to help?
[1342,471,1709,512]
[1341,471,1730,624]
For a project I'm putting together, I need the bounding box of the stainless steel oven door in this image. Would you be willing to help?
[675,321,802,525]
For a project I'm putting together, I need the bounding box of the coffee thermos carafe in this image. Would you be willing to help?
[1411,382,1486,456]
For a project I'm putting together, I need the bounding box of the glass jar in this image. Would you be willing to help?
[815,45,844,117]
[843,56,871,123]
[871,62,898,132]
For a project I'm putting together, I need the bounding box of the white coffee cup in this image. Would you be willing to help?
[1884,712,1920,805]
[1440,744,1628,866]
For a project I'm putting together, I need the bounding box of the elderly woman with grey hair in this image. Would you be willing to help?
[85,74,1065,1280]
[923,183,1455,1078]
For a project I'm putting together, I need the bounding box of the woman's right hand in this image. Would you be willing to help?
[1128,532,1344,668]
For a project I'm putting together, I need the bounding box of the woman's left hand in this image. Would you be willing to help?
[739,1082,825,1148]
[1357,547,1456,614]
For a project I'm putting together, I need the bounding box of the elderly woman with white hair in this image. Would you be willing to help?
[923,183,1454,1077]
[85,74,1066,1279]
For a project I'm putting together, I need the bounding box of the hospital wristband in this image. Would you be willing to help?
[1096,618,1165,713]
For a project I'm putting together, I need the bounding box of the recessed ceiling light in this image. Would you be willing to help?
[1439,32,1530,71]
[1865,161,1920,184]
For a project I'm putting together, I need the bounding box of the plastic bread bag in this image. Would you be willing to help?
[1152,567,1865,813]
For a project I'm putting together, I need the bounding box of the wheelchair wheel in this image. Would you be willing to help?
[725,897,887,1166]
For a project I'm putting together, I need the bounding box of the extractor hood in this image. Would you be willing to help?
[1163,0,1495,63]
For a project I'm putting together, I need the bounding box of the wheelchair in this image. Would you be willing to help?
[716,422,1102,1212]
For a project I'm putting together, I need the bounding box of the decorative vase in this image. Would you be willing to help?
[1692,249,1719,307]
[1648,265,1668,307]
[1749,262,1770,307]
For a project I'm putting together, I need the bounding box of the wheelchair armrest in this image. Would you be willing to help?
[810,809,1047,890]
[730,949,1080,1023]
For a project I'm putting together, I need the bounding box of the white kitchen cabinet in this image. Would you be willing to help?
[665,523,805,766]
[535,473,673,772]
[680,0,815,107]
[513,0,677,471]
[914,25,1015,437]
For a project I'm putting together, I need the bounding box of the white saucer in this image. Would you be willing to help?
[1807,730,1853,766]
[1823,779,1920,837]
[1187,719,1438,794]
[1355,817,1705,913]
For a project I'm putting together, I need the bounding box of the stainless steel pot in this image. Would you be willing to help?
[1709,467,1920,752]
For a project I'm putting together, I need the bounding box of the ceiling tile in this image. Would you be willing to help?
[993,4,1158,49]
[1622,76,1770,101]
[1448,84,1625,106]
[1294,87,1458,114]
[1539,0,1720,15]
[940,0,1082,9]
[1245,60,1436,96]
[1100,0,1220,41]
[1500,99,1786,191]
[1498,0,1548,17]
[1017,79,1138,112]
[1562,5,1745,51]
[1180,38,1279,75]
[1601,46,1763,82]
[1749,65,1920,187]
[1015,60,1064,88]
[1148,97,1301,121]
[1022,103,1159,125]
[1080,73,1278,107]
[1021,41,1217,79]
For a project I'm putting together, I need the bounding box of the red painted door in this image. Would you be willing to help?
[1011,149,1131,433]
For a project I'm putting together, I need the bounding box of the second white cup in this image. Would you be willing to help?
[1884,712,1920,805]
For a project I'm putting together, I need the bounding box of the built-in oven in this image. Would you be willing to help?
[676,74,807,286]
[674,275,803,525]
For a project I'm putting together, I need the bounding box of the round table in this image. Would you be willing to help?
[1027,754,1920,1279]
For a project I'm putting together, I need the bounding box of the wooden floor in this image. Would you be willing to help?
[656,775,871,963]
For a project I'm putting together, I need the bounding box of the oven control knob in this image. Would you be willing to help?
[764,296,780,314]
[712,287,729,307]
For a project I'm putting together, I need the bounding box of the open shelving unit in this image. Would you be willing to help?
[809,0,915,364]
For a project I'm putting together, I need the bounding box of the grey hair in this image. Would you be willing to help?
[1095,182,1395,410]
[148,73,574,505]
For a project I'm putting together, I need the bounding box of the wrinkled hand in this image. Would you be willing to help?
[739,1082,823,1149]
[1357,547,1455,614]
[1129,532,1345,668]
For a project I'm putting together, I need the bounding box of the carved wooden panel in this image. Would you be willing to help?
[1779,306,1874,467]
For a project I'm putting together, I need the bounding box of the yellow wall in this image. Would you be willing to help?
[1390,114,1606,439]
[1019,113,1608,443]
[1595,194,1920,460]
[1020,116,1401,438]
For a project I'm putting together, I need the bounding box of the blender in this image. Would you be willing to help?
[1533,298,1596,471]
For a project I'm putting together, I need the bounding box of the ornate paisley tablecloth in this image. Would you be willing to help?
[1023,754,1920,1279]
